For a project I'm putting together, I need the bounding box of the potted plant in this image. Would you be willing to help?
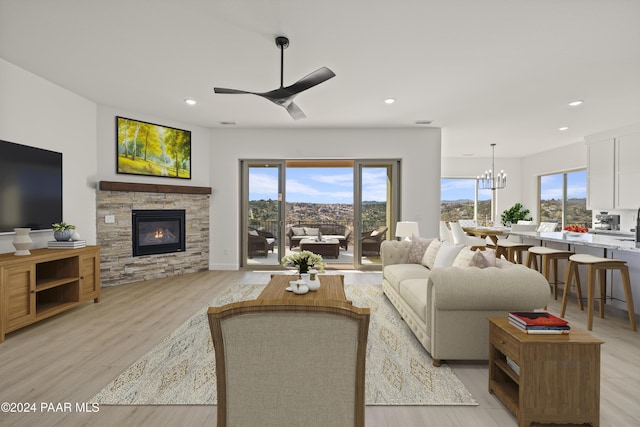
[501,203,532,226]
[52,221,76,241]
[281,250,326,274]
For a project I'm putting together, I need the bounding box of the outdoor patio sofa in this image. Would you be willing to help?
[287,223,352,250]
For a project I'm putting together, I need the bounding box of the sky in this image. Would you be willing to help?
[249,167,389,203]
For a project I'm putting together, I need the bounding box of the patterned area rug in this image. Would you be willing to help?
[91,284,477,406]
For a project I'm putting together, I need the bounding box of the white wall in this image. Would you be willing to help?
[209,128,442,269]
[96,105,211,187]
[0,58,98,253]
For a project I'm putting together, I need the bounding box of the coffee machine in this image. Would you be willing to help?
[595,212,620,231]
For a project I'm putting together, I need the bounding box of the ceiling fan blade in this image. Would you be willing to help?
[286,102,306,120]
[213,87,254,95]
[285,67,336,95]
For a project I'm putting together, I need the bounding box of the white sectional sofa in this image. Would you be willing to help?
[381,239,550,366]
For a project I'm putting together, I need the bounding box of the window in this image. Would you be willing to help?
[539,169,591,228]
[441,178,492,225]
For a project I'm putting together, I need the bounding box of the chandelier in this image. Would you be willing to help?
[477,143,506,190]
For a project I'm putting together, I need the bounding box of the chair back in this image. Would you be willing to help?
[208,299,370,427]
[439,221,453,242]
[507,223,538,242]
[449,221,467,245]
[457,219,477,228]
[536,222,558,232]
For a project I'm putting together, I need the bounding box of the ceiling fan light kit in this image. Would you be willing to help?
[213,36,335,120]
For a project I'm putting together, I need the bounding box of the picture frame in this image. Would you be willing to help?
[116,116,191,179]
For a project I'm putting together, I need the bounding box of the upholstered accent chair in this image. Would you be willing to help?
[208,299,370,427]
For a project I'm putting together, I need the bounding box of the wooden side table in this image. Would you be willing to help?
[488,317,604,427]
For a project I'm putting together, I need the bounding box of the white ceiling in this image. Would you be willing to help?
[1,0,639,158]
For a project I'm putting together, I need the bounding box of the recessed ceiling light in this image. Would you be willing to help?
[559,126,569,131]
[220,121,236,125]
[415,120,433,125]
[384,98,396,104]
[462,154,474,157]
[568,100,583,107]
[184,98,197,105]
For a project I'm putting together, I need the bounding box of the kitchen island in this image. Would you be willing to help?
[508,230,640,321]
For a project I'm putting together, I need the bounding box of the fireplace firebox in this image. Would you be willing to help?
[132,209,186,256]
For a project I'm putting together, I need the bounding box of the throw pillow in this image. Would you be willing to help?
[408,234,433,264]
[291,227,305,236]
[421,239,443,269]
[469,250,492,268]
[248,230,259,236]
[433,241,465,268]
[304,227,320,236]
[452,247,476,267]
[371,229,380,236]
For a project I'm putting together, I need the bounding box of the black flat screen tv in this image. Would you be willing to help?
[0,139,63,233]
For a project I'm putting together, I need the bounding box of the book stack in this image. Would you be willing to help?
[47,240,87,249]
[508,311,570,334]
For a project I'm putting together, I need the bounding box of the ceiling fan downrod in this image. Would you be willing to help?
[275,36,289,89]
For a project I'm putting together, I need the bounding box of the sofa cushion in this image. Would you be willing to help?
[407,235,433,264]
[421,239,443,269]
[291,227,306,236]
[433,241,465,268]
[383,264,431,292]
[304,227,320,236]
[398,279,428,322]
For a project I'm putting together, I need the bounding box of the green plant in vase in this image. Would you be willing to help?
[500,203,532,226]
[52,221,76,242]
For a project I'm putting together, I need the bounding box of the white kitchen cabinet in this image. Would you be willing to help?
[586,137,615,210]
[616,132,640,209]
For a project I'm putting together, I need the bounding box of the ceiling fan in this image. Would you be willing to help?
[214,36,335,120]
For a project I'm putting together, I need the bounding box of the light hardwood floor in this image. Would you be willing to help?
[0,270,638,427]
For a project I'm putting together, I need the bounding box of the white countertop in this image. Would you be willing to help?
[509,231,640,254]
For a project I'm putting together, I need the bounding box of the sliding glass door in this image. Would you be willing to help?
[354,160,400,268]
[241,159,399,269]
[242,161,285,266]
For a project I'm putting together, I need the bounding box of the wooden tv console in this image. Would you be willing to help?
[0,246,100,343]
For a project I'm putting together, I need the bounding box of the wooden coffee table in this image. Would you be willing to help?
[299,238,340,259]
[258,274,348,303]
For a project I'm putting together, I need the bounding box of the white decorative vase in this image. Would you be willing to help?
[13,228,32,256]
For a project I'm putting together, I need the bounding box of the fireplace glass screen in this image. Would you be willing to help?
[132,209,186,256]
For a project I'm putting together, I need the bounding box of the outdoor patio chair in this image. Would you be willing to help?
[247,228,275,257]
[361,225,388,256]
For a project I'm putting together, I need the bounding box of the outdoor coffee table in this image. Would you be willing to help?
[258,274,348,303]
[299,238,340,259]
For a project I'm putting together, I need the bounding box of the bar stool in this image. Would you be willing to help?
[496,240,532,264]
[561,254,637,331]
[526,246,573,300]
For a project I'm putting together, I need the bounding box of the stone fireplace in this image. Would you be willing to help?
[97,181,211,287]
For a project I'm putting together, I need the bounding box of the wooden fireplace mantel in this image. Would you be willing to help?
[99,181,212,195]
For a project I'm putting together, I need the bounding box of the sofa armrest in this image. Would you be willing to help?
[380,240,412,266]
[430,265,550,311]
